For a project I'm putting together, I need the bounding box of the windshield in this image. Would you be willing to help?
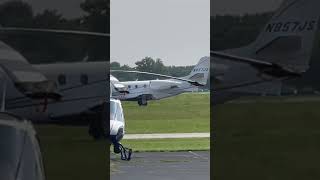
[0,125,25,179]
[110,100,117,120]
[0,122,44,180]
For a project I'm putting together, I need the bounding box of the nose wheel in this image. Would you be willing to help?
[114,142,132,161]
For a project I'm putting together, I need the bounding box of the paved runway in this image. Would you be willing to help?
[111,151,210,180]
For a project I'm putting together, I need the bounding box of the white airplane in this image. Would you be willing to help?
[109,59,209,160]
[109,97,132,160]
[0,27,109,138]
[211,0,320,104]
[111,57,210,106]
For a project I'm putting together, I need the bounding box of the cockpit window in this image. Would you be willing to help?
[0,125,24,179]
[110,100,124,122]
[16,132,43,180]
[116,103,124,122]
[110,101,117,120]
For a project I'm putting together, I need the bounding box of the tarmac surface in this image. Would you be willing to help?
[111,151,210,180]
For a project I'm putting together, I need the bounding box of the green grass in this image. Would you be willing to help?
[121,138,210,152]
[123,93,210,133]
[35,93,210,179]
[36,125,108,180]
[213,100,320,180]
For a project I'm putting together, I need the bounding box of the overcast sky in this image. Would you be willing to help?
[110,0,210,66]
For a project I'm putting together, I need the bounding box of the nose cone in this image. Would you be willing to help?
[109,120,124,136]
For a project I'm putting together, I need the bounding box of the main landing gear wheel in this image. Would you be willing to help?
[88,117,104,140]
[119,144,132,161]
[138,95,148,106]
[114,143,132,161]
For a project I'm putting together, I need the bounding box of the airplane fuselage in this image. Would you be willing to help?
[113,79,197,102]
[2,61,107,122]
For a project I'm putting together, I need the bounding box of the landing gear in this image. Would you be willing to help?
[138,95,148,106]
[88,115,104,140]
[88,103,108,140]
[113,142,132,161]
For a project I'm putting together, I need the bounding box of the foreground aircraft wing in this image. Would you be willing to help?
[0,27,109,37]
[0,41,60,99]
[0,27,109,99]
[211,51,301,78]
[111,70,205,86]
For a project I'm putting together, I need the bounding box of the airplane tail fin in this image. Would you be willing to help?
[183,57,210,85]
[230,0,320,73]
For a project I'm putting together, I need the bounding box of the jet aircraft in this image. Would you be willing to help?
[111,57,210,106]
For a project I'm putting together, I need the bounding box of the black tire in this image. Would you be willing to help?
[88,117,103,140]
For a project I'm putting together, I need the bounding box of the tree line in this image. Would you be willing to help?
[111,57,194,80]
[211,12,273,51]
[0,0,109,64]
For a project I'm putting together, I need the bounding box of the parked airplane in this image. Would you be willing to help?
[111,57,210,106]
[109,97,132,160]
[0,27,108,138]
[211,0,320,104]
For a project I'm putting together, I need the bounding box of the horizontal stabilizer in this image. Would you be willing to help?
[211,51,301,77]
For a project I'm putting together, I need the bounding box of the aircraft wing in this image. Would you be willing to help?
[0,38,60,99]
[0,27,110,100]
[110,70,205,86]
[211,51,301,78]
[0,59,60,100]
[0,27,109,38]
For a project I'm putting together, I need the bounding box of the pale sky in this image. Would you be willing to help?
[110,0,210,67]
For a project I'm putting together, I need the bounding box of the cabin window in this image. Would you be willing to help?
[143,84,147,88]
[80,74,88,85]
[58,74,66,85]
[128,85,131,89]
[135,85,138,89]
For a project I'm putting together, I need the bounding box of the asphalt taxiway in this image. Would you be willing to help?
[111,151,210,180]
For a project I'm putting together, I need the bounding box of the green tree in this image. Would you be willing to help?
[34,9,66,28]
[154,58,167,74]
[135,57,156,72]
[0,0,34,27]
[80,0,109,33]
[110,61,121,69]
[79,0,109,62]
